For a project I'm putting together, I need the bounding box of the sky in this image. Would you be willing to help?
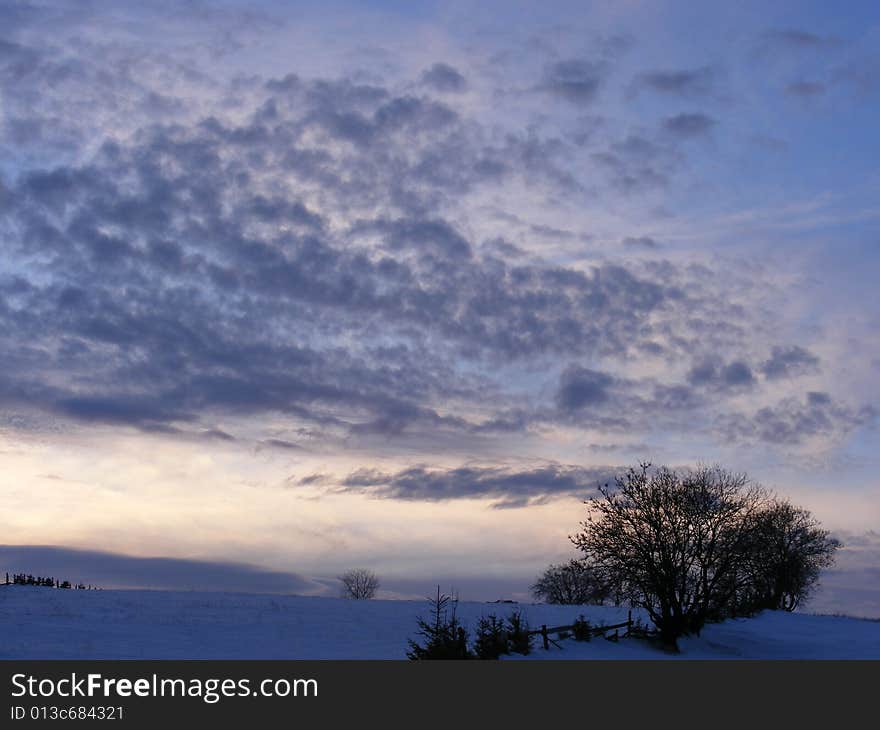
[0,0,878,615]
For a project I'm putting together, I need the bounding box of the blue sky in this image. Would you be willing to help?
[0,0,877,614]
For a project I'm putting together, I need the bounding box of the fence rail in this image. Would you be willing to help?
[528,611,654,650]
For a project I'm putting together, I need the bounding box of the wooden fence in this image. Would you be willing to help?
[529,611,654,650]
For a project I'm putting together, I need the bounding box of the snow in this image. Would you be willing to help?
[2,585,878,659]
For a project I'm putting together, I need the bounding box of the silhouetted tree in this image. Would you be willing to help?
[407,587,472,660]
[738,498,841,613]
[571,463,841,651]
[530,560,610,605]
[571,463,768,651]
[338,568,380,599]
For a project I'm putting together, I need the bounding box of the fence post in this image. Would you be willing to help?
[541,625,549,651]
[627,610,632,636]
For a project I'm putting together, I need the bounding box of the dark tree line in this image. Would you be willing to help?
[566,464,840,651]
[5,573,95,590]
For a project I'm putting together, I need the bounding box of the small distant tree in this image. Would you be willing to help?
[530,560,610,605]
[338,568,380,600]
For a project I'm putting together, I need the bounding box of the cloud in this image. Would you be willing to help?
[259,438,305,451]
[55,395,196,428]
[786,80,826,97]
[717,392,875,445]
[687,358,756,390]
[296,473,330,486]
[420,63,467,93]
[352,216,472,259]
[591,133,677,191]
[760,29,842,52]
[0,6,867,467]
[201,428,235,441]
[622,235,660,249]
[761,345,820,379]
[0,545,319,594]
[339,463,620,506]
[631,66,715,97]
[540,59,606,104]
[2,93,715,438]
[663,112,716,137]
[556,366,615,411]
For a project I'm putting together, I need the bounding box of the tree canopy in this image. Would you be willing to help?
[570,463,840,651]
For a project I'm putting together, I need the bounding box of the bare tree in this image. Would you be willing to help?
[738,498,841,613]
[570,463,841,651]
[338,568,380,600]
[530,560,611,605]
[570,463,768,651]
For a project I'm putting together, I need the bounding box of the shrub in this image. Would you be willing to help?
[407,587,472,660]
[572,615,592,641]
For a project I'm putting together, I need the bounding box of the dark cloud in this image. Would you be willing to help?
[591,133,675,191]
[663,112,716,137]
[631,66,715,97]
[339,463,620,506]
[2,98,708,438]
[259,438,305,451]
[0,545,317,594]
[718,392,875,445]
[622,236,660,249]
[761,29,841,52]
[55,395,196,428]
[529,223,578,240]
[761,345,820,379]
[540,59,605,104]
[556,366,615,411]
[0,18,850,458]
[786,80,826,97]
[688,358,756,390]
[420,63,467,93]
[352,216,472,259]
[296,473,330,486]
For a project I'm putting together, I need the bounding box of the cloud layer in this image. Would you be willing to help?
[0,2,876,611]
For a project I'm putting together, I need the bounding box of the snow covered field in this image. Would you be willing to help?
[2,585,878,660]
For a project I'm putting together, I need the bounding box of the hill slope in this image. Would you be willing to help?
[1,586,877,659]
